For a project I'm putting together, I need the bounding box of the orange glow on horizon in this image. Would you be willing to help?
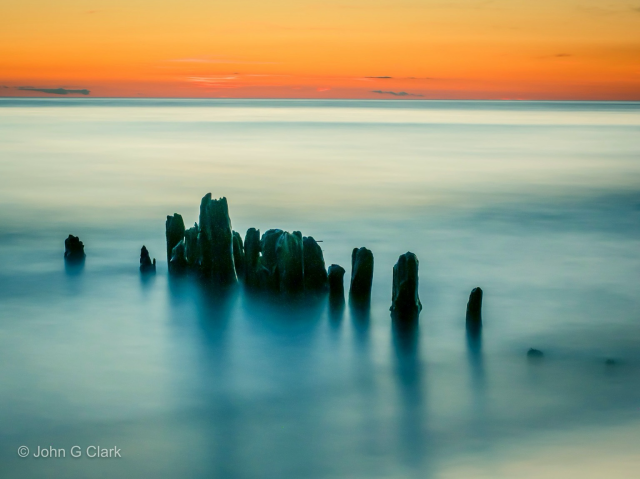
[1,0,639,100]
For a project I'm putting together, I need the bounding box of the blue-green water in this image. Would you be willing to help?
[1,99,639,478]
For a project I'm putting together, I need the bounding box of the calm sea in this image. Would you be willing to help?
[1,99,639,478]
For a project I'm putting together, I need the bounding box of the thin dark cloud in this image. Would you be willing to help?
[168,57,278,65]
[371,90,423,97]
[364,76,438,80]
[17,87,90,95]
[577,4,631,15]
[535,53,573,59]
[358,76,438,82]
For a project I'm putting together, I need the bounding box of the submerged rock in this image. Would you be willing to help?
[527,348,544,359]
[198,194,237,285]
[390,252,422,319]
[327,264,346,300]
[466,287,483,331]
[232,231,245,280]
[349,247,374,303]
[303,236,327,292]
[276,231,304,294]
[64,234,86,262]
[166,213,185,271]
[140,245,156,273]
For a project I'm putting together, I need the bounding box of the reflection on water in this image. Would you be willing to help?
[0,100,639,478]
[328,295,345,326]
[466,327,484,394]
[391,318,427,471]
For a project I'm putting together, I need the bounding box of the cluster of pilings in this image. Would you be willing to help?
[163,193,440,321]
[64,193,486,325]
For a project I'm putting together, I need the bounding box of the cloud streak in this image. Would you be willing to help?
[360,76,437,81]
[18,87,90,95]
[168,57,278,65]
[536,53,573,59]
[371,90,423,97]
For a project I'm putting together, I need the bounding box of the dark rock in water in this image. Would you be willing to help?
[390,252,422,319]
[349,247,374,303]
[303,236,327,292]
[276,231,304,294]
[166,213,185,270]
[64,234,86,262]
[466,287,483,330]
[605,358,617,366]
[198,194,237,285]
[244,228,269,288]
[140,245,156,273]
[232,231,245,279]
[327,264,346,299]
[527,348,544,358]
[184,223,199,269]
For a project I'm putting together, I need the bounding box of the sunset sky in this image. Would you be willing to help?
[1,0,639,99]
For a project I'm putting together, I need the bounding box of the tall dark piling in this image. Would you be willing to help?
[244,227,269,288]
[184,223,199,269]
[303,236,327,292]
[232,231,245,280]
[466,287,483,332]
[276,231,304,294]
[328,264,346,300]
[198,194,237,285]
[390,252,422,320]
[349,247,374,305]
[166,213,185,270]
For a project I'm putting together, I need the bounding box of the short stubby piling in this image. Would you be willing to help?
[64,234,86,262]
[140,245,156,274]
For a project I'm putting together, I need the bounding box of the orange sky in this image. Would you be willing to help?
[1,0,639,99]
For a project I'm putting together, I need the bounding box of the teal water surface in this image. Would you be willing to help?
[1,99,639,478]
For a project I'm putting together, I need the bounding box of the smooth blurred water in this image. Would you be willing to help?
[1,99,639,478]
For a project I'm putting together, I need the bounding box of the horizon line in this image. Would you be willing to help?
[1,96,640,103]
